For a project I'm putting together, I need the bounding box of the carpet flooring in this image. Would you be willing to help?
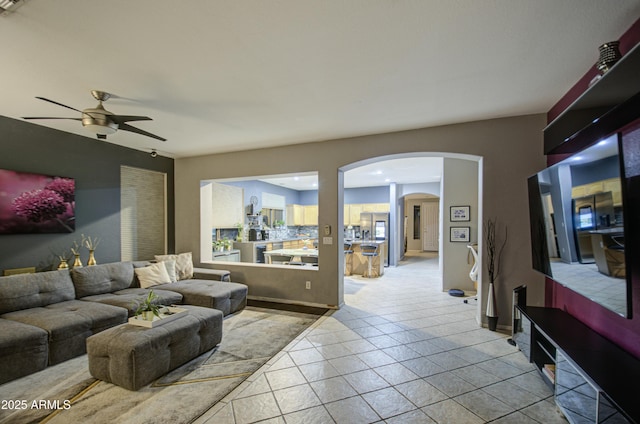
[0,305,324,424]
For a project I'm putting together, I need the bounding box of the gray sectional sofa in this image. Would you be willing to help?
[0,261,247,384]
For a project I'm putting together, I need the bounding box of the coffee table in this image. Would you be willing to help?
[86,305,223,391]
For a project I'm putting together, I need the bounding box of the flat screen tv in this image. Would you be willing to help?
[528,133,631,318]
[0,169,75,234]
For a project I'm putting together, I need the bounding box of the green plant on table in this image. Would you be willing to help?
[135,290,162,321]
[235,222,243,241]
[213,239,224,252]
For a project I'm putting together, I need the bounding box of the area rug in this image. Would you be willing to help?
[0,305,324,424]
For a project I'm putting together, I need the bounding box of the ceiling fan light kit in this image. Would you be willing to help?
[22,90,166,142]
[0,0,24,16]
[82,94,119,136]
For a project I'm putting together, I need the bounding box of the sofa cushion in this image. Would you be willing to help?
[192,267,232,282]
[0,318,49,384]
[2,300,127,365]
[71,262,135,298]
[134,262,172,288]
[0,269,75,314]
[155,252,193,280]
[80,288,183,317]
[156,280,247,316]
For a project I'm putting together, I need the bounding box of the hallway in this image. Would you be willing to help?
[200,253,566,423]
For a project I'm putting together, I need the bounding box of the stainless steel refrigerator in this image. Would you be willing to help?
[360,212,389,266]
[572,191,614,263]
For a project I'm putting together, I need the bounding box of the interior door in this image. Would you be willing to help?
[422,201,439,251]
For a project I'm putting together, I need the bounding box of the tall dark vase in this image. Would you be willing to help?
[486,282,498,331]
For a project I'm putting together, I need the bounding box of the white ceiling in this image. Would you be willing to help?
[258,156,443,189]
[1,0,639,187]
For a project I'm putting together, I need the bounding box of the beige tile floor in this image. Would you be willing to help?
[197,252,568,423]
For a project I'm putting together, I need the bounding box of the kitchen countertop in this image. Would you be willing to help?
[234,238,316,244]
[588,228,624,234]
[264,248,318,257]
[212,249,240,256]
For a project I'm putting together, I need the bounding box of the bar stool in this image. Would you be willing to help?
[360,244,379,278]
[343,243,353,276]
[268,254,293,265]
[302,256,319,266]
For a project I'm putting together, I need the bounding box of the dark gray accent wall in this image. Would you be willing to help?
[0,116,174,272]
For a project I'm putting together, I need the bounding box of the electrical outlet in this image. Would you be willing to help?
[305,281,311,290]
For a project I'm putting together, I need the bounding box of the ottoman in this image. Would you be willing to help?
[86,305,223,391]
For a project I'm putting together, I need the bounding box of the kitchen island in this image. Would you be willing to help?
[234,238,317,263]
[264,248,318,265]
[346,240,385,277]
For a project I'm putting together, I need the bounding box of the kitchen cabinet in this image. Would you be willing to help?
[362,203,390,213]
[286,204,305,226]
[572,178,622,207]
[283,239,315,249]
[283,240,303,249]
[348,204,363,226]
[303,205,318,225]
[603,178,623,206]
[286,204,317,226]
[343,203,389,226]
[211,182,244,228]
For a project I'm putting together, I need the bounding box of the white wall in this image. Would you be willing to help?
[175,114,547,326]
[441,157,480,293]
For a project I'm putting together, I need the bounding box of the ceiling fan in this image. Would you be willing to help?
[22,90,166,141]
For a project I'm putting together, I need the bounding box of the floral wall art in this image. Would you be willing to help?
[0,169,75,234]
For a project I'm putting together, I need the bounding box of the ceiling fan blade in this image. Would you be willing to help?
[35,97,83,113]
[119,123,166,142]
[110,115,152,124]
[22,117,82,121]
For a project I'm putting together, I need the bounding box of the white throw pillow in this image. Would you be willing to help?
[135,261,172,289]
[155,252,193,280]
[161,259,177,283]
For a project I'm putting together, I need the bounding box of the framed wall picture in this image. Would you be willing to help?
[450,227,470,242]
[450,206,470,222]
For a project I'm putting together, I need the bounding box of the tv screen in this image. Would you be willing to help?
[0,169,75,234]
[528,133,630,317]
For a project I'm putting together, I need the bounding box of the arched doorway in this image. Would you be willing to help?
[340,152,483,322]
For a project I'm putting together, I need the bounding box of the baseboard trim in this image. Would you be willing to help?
[247,295,337,313]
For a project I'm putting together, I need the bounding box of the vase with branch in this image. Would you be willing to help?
[83,234,101,266]
[70,240,83,268]
[50,246,72,270]
[485,218,507,331]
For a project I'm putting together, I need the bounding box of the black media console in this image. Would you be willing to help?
[513,304,639,423]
